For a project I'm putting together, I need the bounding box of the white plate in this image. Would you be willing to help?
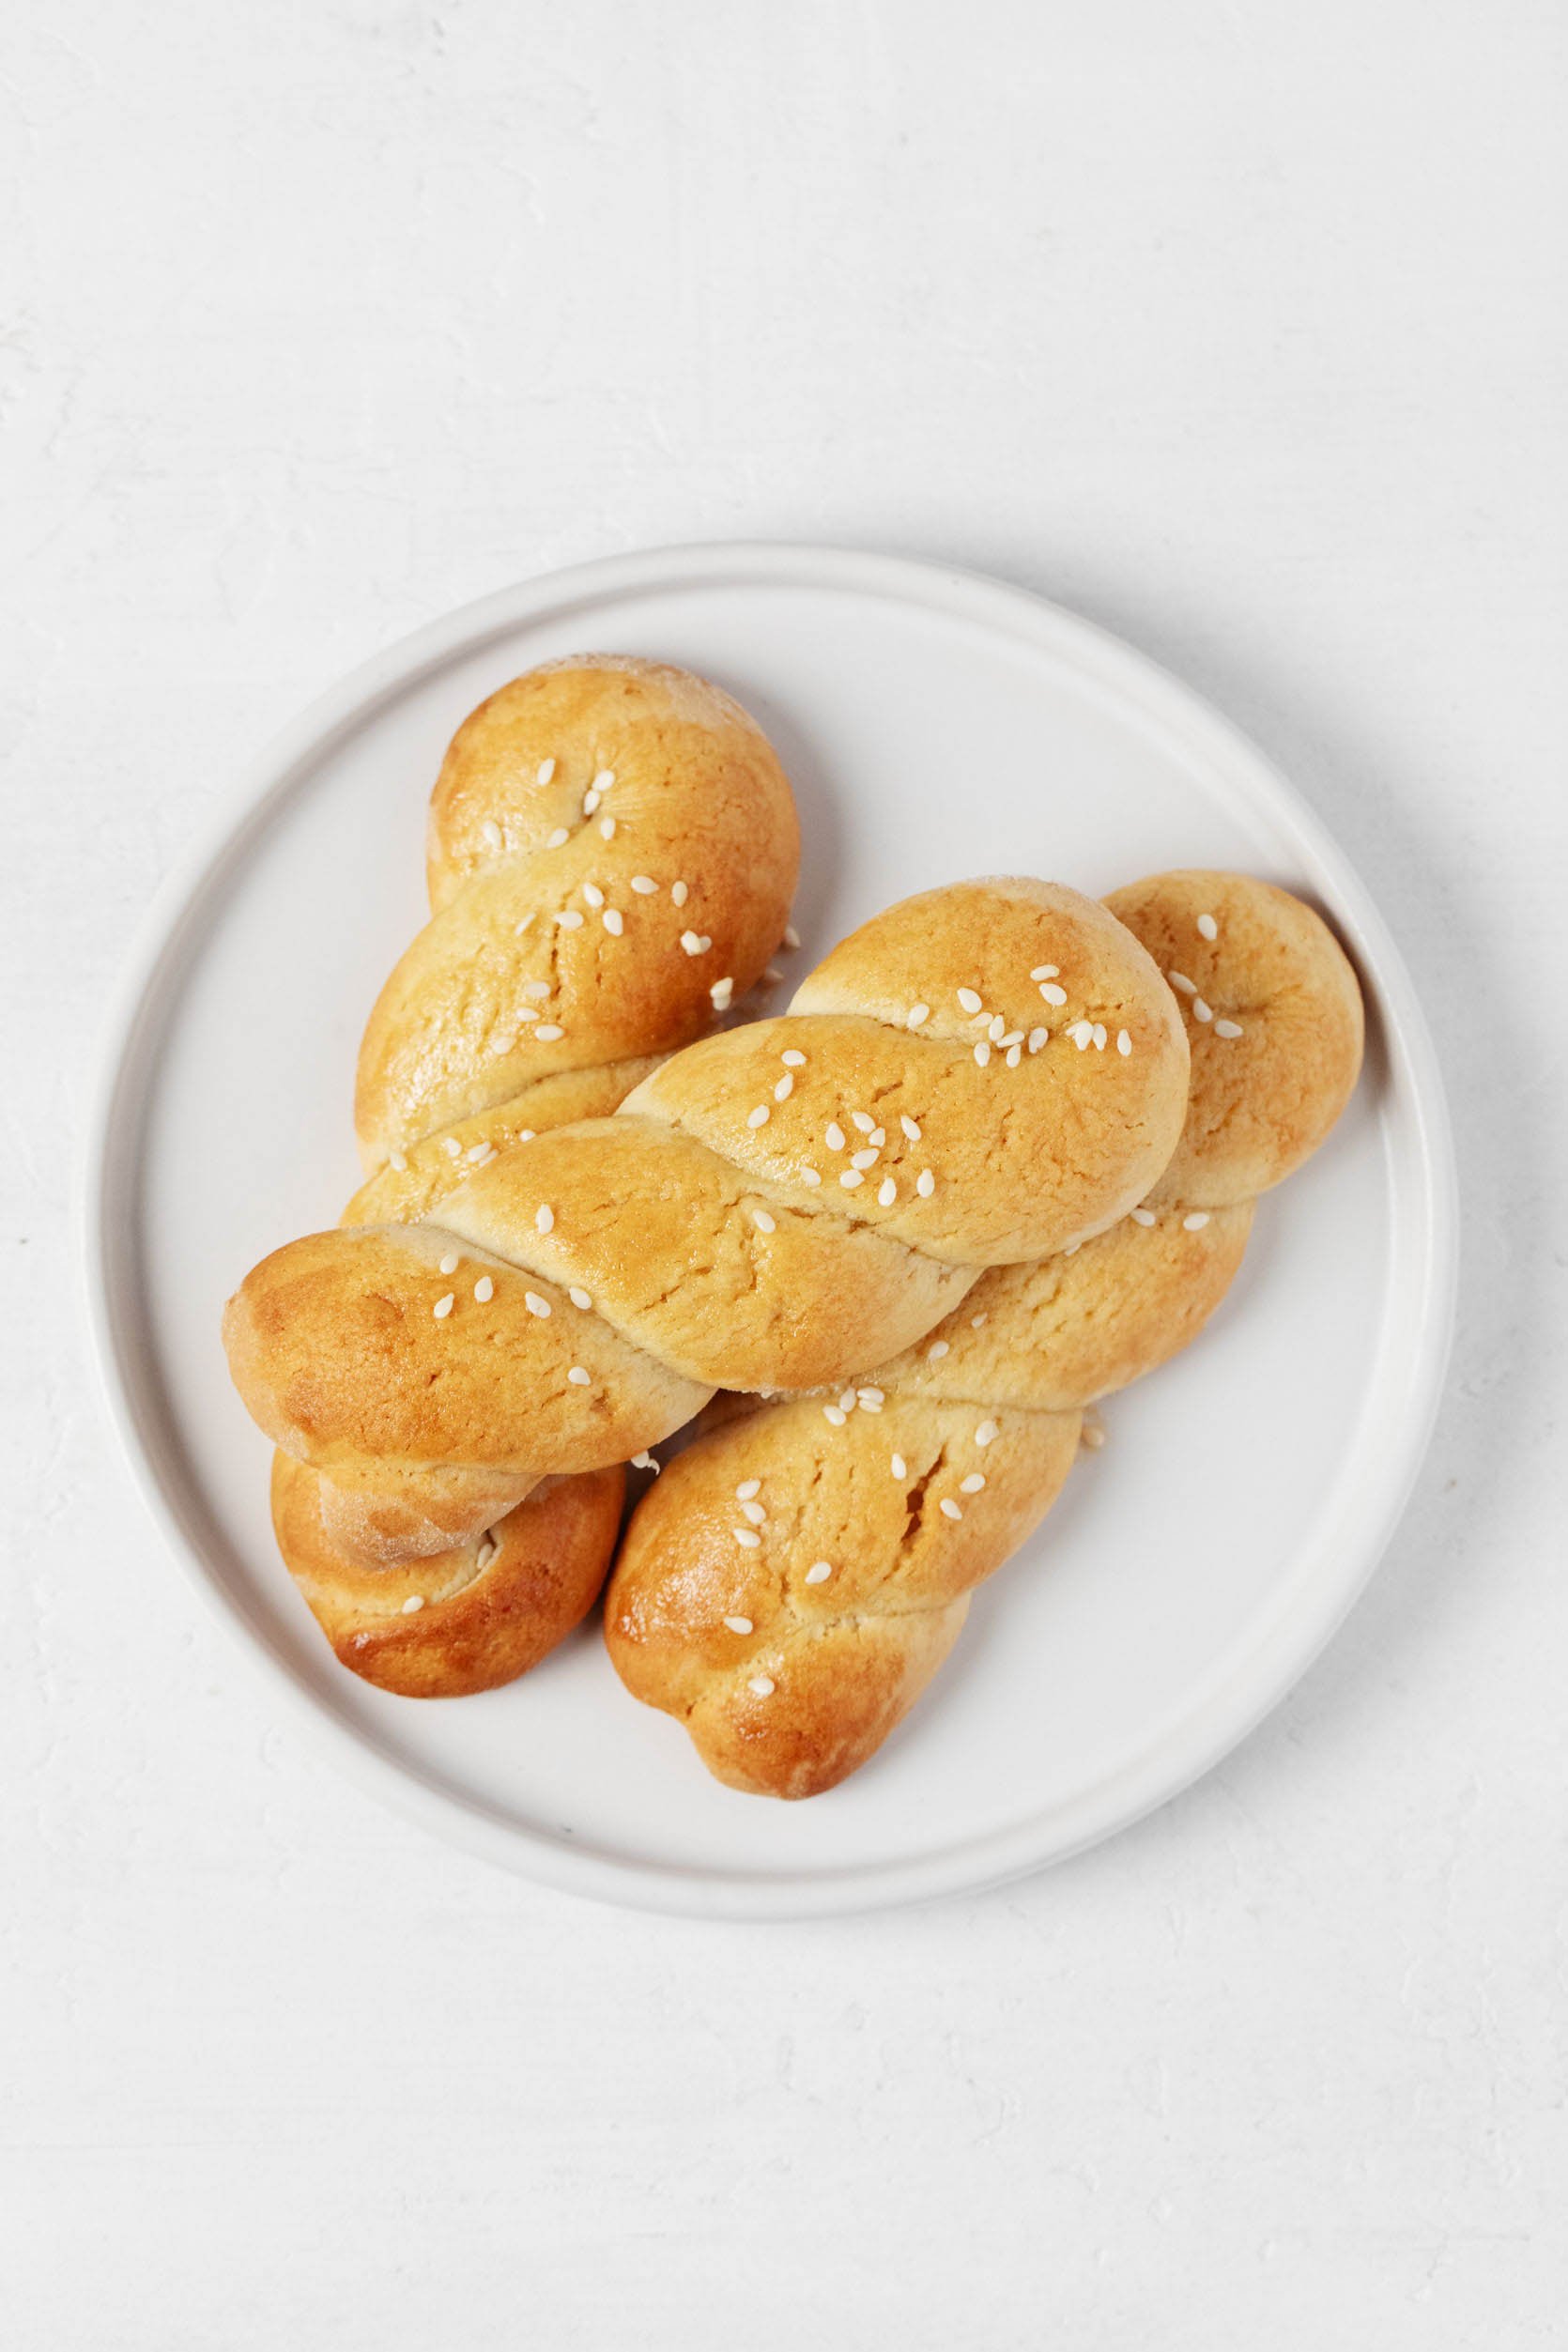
[84,543,1455,1919]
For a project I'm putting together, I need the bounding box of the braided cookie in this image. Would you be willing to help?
[224,879,1192,1558]
[604,871,1363,1797]
[285,653,799,1565]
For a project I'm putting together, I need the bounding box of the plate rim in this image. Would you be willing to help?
[79,538,1459,1920]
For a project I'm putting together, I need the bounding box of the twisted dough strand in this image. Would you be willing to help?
[226,879,1192,1557]
[604,871,1364,1795]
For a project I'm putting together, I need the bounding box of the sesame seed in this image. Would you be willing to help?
[473,1275,494,1302]
[878,1177,897,1206]
[988,1014,1006,1041]
[569,1285,592,1309]
[515,914,536,935]
[1030,964,1059,981]
[489,1033,517,1056]
[1116,1028,1132,1055]
[976,1420,998,1446]
[1168,970,1196,994]
[839,1391,857,1412]
[851,1111,875,1134]
[774,1073,793,1100]
[556,909,583,930]
[907,1003,930,1028]
[524,1292,550,1317]
[1028,1027,1048,1053]
[537,758,556,785]
[630,874,658,894]
[439,1251,459,1274]
[751,1208,776,1232]
[927,1339,949,1360]
[741,1499,766,1525]
[389,1149,407,1171]
[858,1387,884,1406]
[805,1560,832,1584]
[823,1405,847,1425]
[535,1205,554,1233]
[433,1294,454,1319]
[582,882,605,907]
[851,1147,878,1170]
[680,930,707,956]
[599,817,616,839]
[525,979,550,998]
[839,1168,864,1189]
[784,924,801,949]
[825,1122,845,1151]
[1082,1421,1106,1450]
[763,967,783,985]
[567,1365,591,1386]
[466,1142,491,1162]
[1215,1019,1243,1038]
[707,976,733,1010]
[916,1169,935,1198]
[782,1048,806,1068]
[481,819,503,851]
[671,881,689,907]
[1130,1207,1157,1226]
[997,1031,1023,1051]
[1193,998,1214,1022]
[939,1499,962,1521]
[546,826,569,849]
[475,1534,499,1569]
[736,1479,761,1499]
[442,1137,462,1159]
[1197,913,1218,940]
[899,1115,921,1142]
[1092,1023,1108,1051]
[974,1040,991,1066]
[734,1530,762,1550]
[747,1675,775,1697]
[630,1451,655,1470]
[603,908,624,935]
[1062,1241,1081,1257]
[513,1007,537,1024]
[1183,1211,1211,1231]
[593,769,614,792]
[724,1615,754,1635]
[402,1593,426,1613]
[972,1312,987,1328]
[1039,982,1068,1007]
[517,1130,535,1142]
[957,988,983,1014]
[961,1473,986,1494]
[801,1168,822,1186]
[1006,1044,1022,1068]
[534,1023,563,1041]
[582,790,601,816]
[1068,1021,1094,1051]
[746,1104,769,1129]
[891,1453,907,1479]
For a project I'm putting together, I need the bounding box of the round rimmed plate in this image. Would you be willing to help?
[84,543,1455,1919]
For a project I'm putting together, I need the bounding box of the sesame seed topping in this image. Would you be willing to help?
[481,819,503,851]
[517,1130,534,1141]
[878,1176,897,1206]
[433,1294,453,1319]
[671,881,689,907]
[1183,1210,1211,1230]
[1092,1023,1107,1051]
[599,817,616,839]
[1192,998,1213,1022]
[389,1149,407,1171]
[751,1208,776,1232]
[960,1474,987,1497]
[490,1033,517,1056]
[1038,982,1068,1007]
[823,1405,847,1425]
[630,874,658,894]
[1082,1421,1106,1450]
[724,1616,754,1635]
[774,1073,793,1100]
[534,1023,563,1041]
[747,1674,775,1697]
[851,1147,878,1170]
[907,1003,930,1028]
[402,1593,425,1613]
[1116,1029,1132,1055]
[1031,964,1059,981]
[603,908,624,936]
[741,1499,766,1525]
[1028,1027,1048,1053]
[825,1122,846,1151]
[442,1137,463,1159]
[593,769,614,792]
[515,914,536,936]
[630,1452,656,1470]
[439,1251,459,1274]
[957,988,983,1014]
[974,1040,991,1067]
[556,909,583,930]
[972,1312,988,1328]
[1215,1019,1243,1038]
[839,1391,857,1412]
[859,1387,884,1406]
[524,979,550,998]
[567,1365,591,1386]
[680,930,709,956]
[736,1479,761,1499]
[1197,913,1218,940]
[1130,1207,1157,1226]
[927,1339,949,1360]
[1168,970,1196,994]
[582,790,601,816]
[582,882,605,907]
[1006,1044,1022,1068]
[763,966,783,985]
[988,1014,1006,1041]
[746,1104,769,1129]
[899,1115,921,1141]
[546,826,569,849]
[568,1286,592,1309]
[976,1420,998,1446]
[997,1032,1023,1051]
[801,1168,821,1186]
[473,1275,494,1302]
[1068,1020,1094,1051]
[534,1205,554,1233]
[784,924,801,948]
[734,1529,762,1550]
[466,1142,491,1162]
[805,1560,832,1584]
[916,1169,935,1198]
[536,758,556,785]
[852,1112,875,1134]
[891,1453,907,1479]
[524,1292,550,1317]
[782,1048,806,1068]
[939,1498,962,1521]
[839,1168,864,1189]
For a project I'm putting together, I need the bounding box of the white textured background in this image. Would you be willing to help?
[6,3,1566,2344]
